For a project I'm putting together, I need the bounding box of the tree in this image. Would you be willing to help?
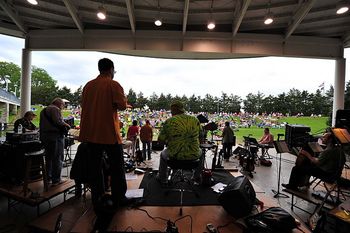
[136,92,148,109]
[188,95,201,112]
[147,92,158,110]
[0,61,21,96]
[31,66,58,105]
[31,66,57,88]
[261,95,275,113]
[202,94,216,113]
[126,88,137,107]
[157,93,168,110]
[243,92,264,113]
[32,86,58,105]
[57,86,73,102]
[285,88,303,115]
[71,86,83,106]
[226,94,241,113]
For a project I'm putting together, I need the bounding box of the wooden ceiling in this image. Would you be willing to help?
[0,0,349,59]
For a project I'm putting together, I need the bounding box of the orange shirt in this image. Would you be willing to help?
[140,124,153,142]
[79,75,127,144]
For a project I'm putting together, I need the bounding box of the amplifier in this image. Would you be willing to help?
[6,131,40,143]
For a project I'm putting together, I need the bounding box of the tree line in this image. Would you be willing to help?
[1,61,350,115]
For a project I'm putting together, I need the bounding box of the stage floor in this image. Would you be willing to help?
[1,142,349,232]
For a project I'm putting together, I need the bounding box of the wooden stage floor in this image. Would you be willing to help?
[0,178,75,215]
[28,172,310,233]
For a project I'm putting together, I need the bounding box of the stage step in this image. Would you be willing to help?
[28,196,91,233]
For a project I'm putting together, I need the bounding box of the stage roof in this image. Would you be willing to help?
[0,0,349,59]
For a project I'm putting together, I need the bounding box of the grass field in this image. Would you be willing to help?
[10,105,72,127]
[233,116,328,144]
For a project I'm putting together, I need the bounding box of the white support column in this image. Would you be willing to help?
[20,48,32,117]
[332,58,346,126]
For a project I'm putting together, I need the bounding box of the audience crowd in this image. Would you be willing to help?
[69,108,320,135]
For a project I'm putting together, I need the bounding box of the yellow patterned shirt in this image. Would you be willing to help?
[158,114,201,160]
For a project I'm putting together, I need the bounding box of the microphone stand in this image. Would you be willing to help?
[272,134,289,198]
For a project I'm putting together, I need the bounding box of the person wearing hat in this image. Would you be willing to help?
[14,111,37,132]
[157,100,203,184]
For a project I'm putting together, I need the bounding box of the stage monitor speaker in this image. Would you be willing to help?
[218,175,256,219]
[285,124,311,148]
[335,109,350,129]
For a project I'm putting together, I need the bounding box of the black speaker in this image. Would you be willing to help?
[335,109,350,129]
[285,124,311,148]
[218,176,256,218]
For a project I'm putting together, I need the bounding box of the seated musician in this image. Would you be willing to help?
[14,111,37,132]
[156,100,203,184]
[282,131,345,190]
[258,127,274,156]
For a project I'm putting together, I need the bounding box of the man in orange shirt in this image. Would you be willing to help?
[79,58,129,211]
[140,120,153,160]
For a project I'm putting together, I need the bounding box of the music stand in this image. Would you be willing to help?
[272,140,290,198]
[204,122,218,142]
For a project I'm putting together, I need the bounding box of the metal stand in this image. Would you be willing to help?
[272,151,289,198]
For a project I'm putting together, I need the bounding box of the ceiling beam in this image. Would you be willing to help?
[62,0,84,34]
[26,29,344,59]
[0,21,24,38]
[344,32,350,47]
[182,0,190,35]
[285,0,317,39]
[232,0,251,37]
[125,0,136,34]
[0,0,27,33]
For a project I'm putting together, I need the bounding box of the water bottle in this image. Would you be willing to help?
[17,124,23,134]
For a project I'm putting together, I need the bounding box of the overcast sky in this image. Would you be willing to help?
[0,34,349,98]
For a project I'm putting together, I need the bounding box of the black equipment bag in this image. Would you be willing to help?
[244,207,297,233]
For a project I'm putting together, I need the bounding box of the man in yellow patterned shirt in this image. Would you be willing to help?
[157,101,203,184]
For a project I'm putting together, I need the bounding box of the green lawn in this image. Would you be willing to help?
[10,105,72,127]
[9,106,328,145]
[233,116,328,144]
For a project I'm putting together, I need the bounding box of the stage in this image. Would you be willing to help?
[28,171,311,233]
[0,178,75,216]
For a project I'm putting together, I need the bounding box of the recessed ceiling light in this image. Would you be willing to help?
[264,14,274,25]
[336,1,349,14]
[27,0,38,5]
[97,6,107,20]
[207,21,215,30]
[154,19,162,26]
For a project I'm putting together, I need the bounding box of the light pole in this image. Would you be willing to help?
[13,84,17,96]
[4,75,10,91]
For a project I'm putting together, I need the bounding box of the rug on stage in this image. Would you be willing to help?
[138,170,235,206]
